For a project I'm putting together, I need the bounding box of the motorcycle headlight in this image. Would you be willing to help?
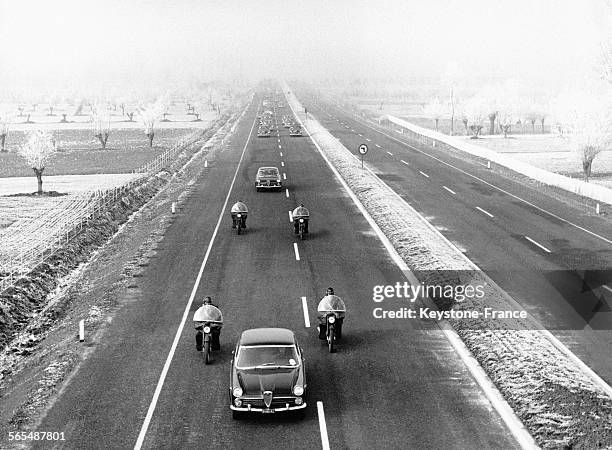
[293,385,304,396]
[237,213,242,218]
[328,316,336,324]
[299,218,304,223]
[233,387,243,397]
[203,326,211,334]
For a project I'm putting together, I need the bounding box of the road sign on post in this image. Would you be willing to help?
[358,144,368,169]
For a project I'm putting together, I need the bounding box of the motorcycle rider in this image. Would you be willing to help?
[292,204,309,234]
[194,296,223,351]
[317,287,346,340]
[230,200,248,229]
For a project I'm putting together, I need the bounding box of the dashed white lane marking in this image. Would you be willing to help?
[278,138,281,143]
[286,188,289,198]
[301,297,311,327]
[525,236,552,253]
[375,144,381,148]
[443,186,456,195]
[279,144,282,149]
[419,171,430,178]
[358,133,363,137]
[280,151,283,157]
[289,210,293,222]
[366,138,371,141]
[386,151,394,156]
[281,161,285,167]
[317,402,330,450]
[283,173,287,180]
[476,206,494,218]
[351,129,355,132]
[134,104,257,450]
[293,243,300,261]
[400,160,409,165]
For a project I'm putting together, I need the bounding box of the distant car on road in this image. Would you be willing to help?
[255,166,282,191]
[230,328,306,419]
[289,127,302,137]
[257,128,271,137]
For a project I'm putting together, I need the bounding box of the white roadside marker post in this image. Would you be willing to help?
[487,160,491,169]
[596,203,600,214]
[172,202,176,214]
[204,160,208,168]
[79,320,85,342]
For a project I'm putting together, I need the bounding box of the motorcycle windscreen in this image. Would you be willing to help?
[193,305,224,323]
[317,295,346,313]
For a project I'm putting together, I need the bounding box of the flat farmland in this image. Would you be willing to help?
[0,127,200,177]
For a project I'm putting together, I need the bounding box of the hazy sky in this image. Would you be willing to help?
[0,0,609,91]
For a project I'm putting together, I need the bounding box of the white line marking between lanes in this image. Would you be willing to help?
[524,236,551,253]
[134,103,257,450]
[301,297,311,327]
[281,161,285,167]
[443,186,456,195]
[286,188,289,198]
[358,133,363,137]
[400,160,409,165]
[289,211,293,222]
[419,171,429,178]
[280,152,283,157]
[386,151,393,156]
[317,402,330,450]
[476,206,494,218]
[375,144,381,148]
[351,129,355,132]
[283,173,287,180]
[279,144,282,149]
[293,243,300,260]
[366,138,371,141]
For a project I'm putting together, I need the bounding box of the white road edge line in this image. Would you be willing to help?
[285,188,289,198]
[134,103,257,450]
[443,186,456,195]
[293,242,300,261]
[419,170,429,178]
[286,91,537,449]
[400,160,409,165]
[301,296,311,327]
[524,236,551,253]
[603,285,612,294]
[476,206,494,218]
[317,401,331,450]
[289,210,293,222]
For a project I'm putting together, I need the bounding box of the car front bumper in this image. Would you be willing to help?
[230,402,307,413]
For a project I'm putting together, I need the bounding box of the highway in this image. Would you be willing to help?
[295,86,612,386]
[31,91,519,449]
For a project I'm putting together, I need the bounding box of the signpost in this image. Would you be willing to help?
[358,144,368,169]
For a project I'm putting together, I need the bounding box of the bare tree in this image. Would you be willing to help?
[18,130,57,194]
[422,98,445,132]
[91,104,112,149]
[463,97,486,138]
[0,108,14,152]
[138,98,166,148]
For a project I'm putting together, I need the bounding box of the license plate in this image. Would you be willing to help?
[262,409,275,414]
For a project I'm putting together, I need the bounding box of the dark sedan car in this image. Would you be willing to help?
[230,328,306,419]
[255,166,282,191]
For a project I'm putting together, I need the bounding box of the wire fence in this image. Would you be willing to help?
[0,125,214,293]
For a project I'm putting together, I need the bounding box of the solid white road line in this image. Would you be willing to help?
[134,104,257,450]
[286,188,289,198]
[301,297,311,327]
[386,151,394,156]
[524,236,552,253]
[419,171,430,178]
[603,285,612,294]
[289,210,293,222]
[283,173,287,180]
[293,243,300,261]
[317,401,331,450]
[400,160,409,166]
[476,206,494,218]
[443,186,456,195]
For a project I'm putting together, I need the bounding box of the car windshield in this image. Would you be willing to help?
[258,169,278,177]
[236,345,300,369]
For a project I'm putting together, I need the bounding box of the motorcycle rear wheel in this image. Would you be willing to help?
[204,341,211,364]
[327,328,335,353]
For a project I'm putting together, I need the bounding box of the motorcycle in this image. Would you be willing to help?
[298,218,306,240]
[325,313,338,353]
[201,322,214,364]
[235,213,244,235]
[317,294,346,353]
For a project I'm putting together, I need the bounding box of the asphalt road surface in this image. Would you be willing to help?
[31,93,519,449]
[297,87,612,386]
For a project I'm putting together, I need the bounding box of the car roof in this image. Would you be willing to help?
[239,328,296,346]
[257,166,279,172]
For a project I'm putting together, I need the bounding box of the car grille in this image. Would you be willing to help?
[242,397,296,408]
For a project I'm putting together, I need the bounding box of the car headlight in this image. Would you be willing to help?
[293,385,304,396]
[233,387,243,397]
[328,316,336,324]
[203,326,211,334]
